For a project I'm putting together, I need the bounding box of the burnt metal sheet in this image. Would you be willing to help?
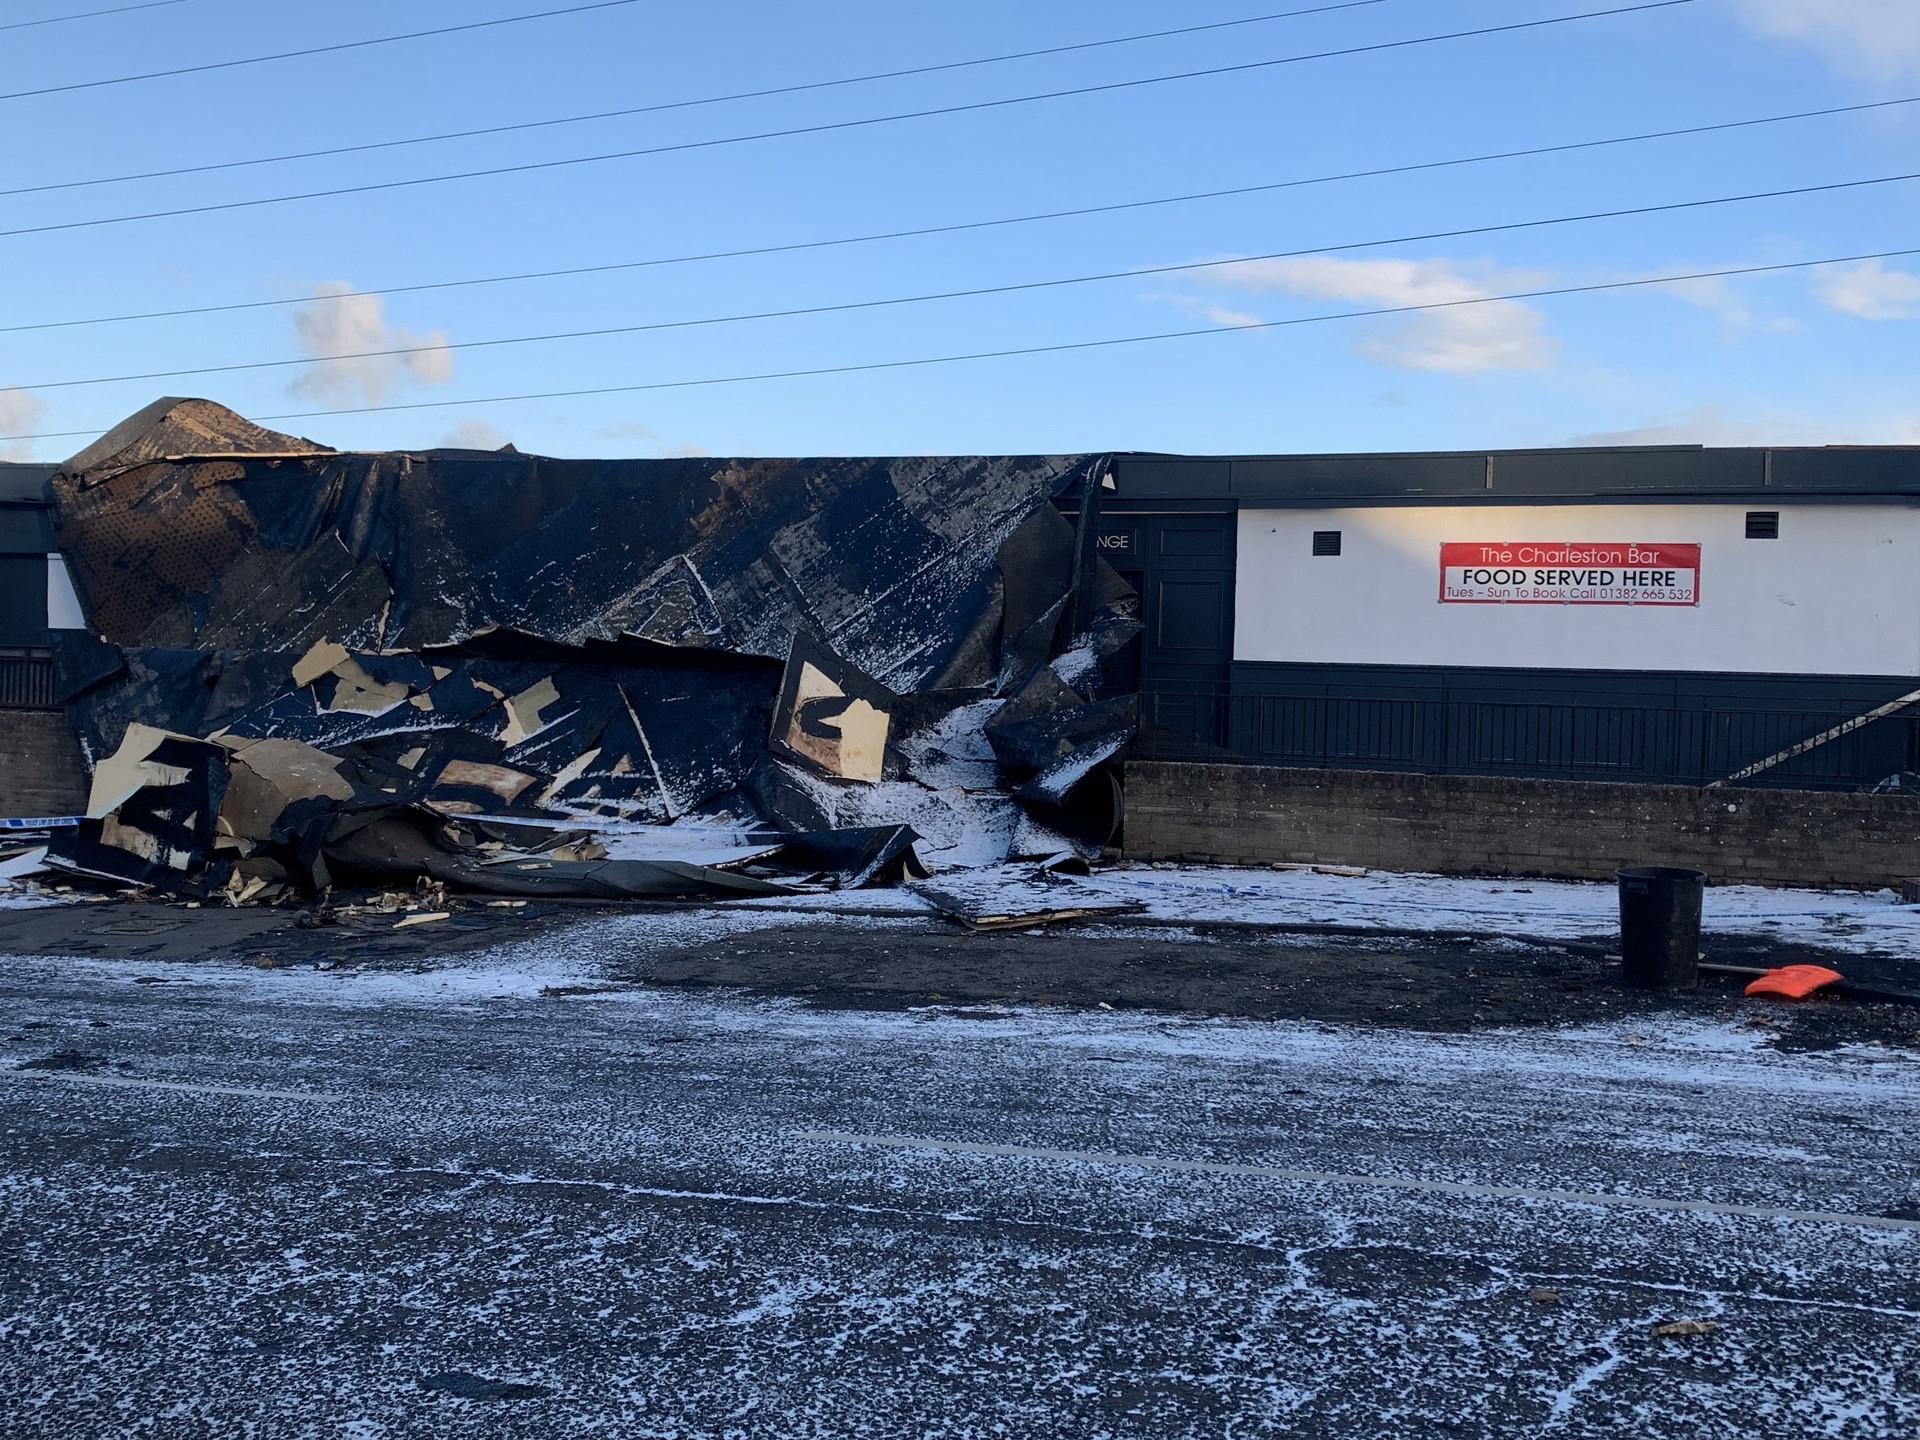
[59,396,331,477]
[773,825,928,888]
[320,808,795,899]
[46,729,232,896]
[46,400,1139,891]
[54,405,1096,690]
[1017,767,1124,850]
[911,867,1145,931]
[59,635,781,825]
[995,506,1077,686]
[745,753,837,834]
[434,856,796,900]
[986,669,1139,778]
[769,632,898,783]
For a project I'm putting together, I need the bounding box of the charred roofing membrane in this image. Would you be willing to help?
[37,399,1140,902]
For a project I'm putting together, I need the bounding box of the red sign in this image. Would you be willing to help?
[1440,542,1700,606]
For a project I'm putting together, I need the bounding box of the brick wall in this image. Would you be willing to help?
[1124,761,1920,890]
[0,710,86,818]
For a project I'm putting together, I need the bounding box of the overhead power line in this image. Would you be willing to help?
[14,167,1920,396]
[0,0,645,103]
[0,0,1699,240]
[6,90,1913,340]
[1,1,186,32]
[227,248,1920,424]
[1,1,1397,199]
[6,244,1910,445]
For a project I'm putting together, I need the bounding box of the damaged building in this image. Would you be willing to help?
[8,396,1920,902]
[12,398,1140,901]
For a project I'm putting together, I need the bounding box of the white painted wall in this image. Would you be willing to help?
[1235,504,1920,676]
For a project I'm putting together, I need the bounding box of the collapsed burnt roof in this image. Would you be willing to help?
[52,399,1089,689]
[45,400,1140,901]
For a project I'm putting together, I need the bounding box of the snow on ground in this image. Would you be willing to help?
[6,941,1916,1437]
[742,863,1920,958]
[8,907,928,1011]
[737,887,937,916]
[4,927,1910,1082]
[1069,865,1920,955]
[8,847,1920,958]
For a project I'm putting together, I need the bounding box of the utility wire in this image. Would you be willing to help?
[9,250,1913,446]
[6,90,1913,340]
[13,167,1919,395]
[1,0,185,32]
[0,0,644,103]
[7,244,1908,444]
[1,1,1396,199]
[0,1,1698,239]
[233,248,1920,424]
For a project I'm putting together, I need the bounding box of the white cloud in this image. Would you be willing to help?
[1733,0,1920,79]
[1204,306,1262,329]
[1657,275,1747,327]
[289,283,454,406]
[596,419,659,442]
[595,420,711,457]
[440,418,513,450]
[1137,291,1264,330]
[1203,256,1558,373]
[0,386,47,460]
[1569,403,1838,448]
[1194,302,1264,329]
[1814,258,1920,320]
[1644,271,1800,333]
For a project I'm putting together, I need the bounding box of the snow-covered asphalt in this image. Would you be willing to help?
[2,921,1916,1438]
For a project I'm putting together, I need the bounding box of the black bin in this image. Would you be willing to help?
[1616,866,1705,990]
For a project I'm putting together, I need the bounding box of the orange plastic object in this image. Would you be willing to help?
[1744,965,1844,1000]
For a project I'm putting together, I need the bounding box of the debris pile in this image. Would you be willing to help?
[43,399,1141,902]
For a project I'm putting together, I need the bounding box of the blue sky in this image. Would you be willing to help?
[2,0,1918,461]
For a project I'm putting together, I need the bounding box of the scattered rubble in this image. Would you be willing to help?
[41,399,1142,905]
[913,866,1146,931]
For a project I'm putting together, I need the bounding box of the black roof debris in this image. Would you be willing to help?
[44,399,1139,902]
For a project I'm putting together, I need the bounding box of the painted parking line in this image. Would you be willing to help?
[799,1131,1920,1234]
[2,1069,344,1103]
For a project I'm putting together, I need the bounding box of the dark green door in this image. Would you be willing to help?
[1095,509,1236,745]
